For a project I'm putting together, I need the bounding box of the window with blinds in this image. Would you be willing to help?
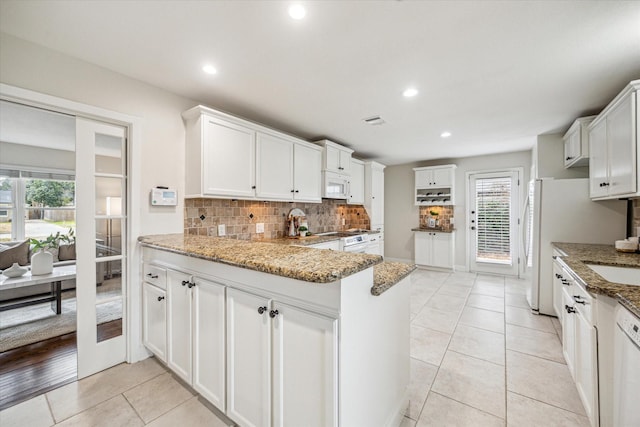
[475,176,512,265]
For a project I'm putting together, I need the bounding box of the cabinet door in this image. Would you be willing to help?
[432,168,452,187]
[203,117,256,197]
[339,149,352,174]
[167,269,192,383]
[561,288,576,379]
[607,93,636,196]
[589,119,608,198]
[226,288,271,427]
[415,169,432,188]
[324,144,341,173]
[193,277,226,409]
[272,302,338,427]
[414,232,430,265]
[142,282,167,362]
[370,167,384,224]
[348,160,365,205]
[256,132,294,201]
[575,311,598,426]
[552,262,564,321]
[293,143,322,202]
[431,233,452,268]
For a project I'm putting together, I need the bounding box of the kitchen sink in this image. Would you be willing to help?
[586,264,640,286]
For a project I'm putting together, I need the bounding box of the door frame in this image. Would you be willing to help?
[0,83,146,365]
[465,167,524,276]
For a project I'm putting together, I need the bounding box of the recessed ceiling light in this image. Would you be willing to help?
[289,4,306,20]
[202,64,217,75]
[440,131,452,138]
[403,87,418,98]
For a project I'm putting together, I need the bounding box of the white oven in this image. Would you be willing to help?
[323,171,349,199]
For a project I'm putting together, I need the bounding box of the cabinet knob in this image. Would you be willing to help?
[269,309,279,318]
[146,273,158,279]
[157,296,165,302]
[252,185,256,189]
[565,304,576,314]
[258,306,267,315]
[291,189,295,193]
[295,190,299,193]
[188,281,196,288]
[181,280,189,286]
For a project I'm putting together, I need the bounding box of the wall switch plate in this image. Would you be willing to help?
[342,218,346,225]
[450,217,455,225]
[218,224,226,236]
[256,223,265,233]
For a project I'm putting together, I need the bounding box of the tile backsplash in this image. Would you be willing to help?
[419,205,455,230]
[634,198,640,236]
[185,198,370,240]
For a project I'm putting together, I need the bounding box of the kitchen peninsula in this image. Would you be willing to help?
[138,234,414,427]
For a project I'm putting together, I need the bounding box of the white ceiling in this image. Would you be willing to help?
[1,1,639,165]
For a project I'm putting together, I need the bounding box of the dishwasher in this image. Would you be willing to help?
[613,304,640,426]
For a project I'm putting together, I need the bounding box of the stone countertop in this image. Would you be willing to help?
[371,262,416,296]
[411,227,455,233]
[138,234,382,284]
[263,235,341,247]
[552,242,640,318]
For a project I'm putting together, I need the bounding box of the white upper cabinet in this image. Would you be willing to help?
[563,116,595,168]
[588,81,639,199]
[183,105,321,202]
[414,165,456,206]
[348,158,365,205]
[316,139,354,175]
[364,161,385,226]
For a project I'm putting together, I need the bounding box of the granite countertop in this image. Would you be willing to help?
[138,234,382,284]
[371,262,416,296]
[263,235,341,247]
[552,242,640,317]
[411,227,455,233]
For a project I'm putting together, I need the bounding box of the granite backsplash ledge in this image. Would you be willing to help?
[185,198,370,240]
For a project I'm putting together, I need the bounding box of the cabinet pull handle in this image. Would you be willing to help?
[157,296,165,302]
[181,280,189,286]
[269,309,279,318]
[291,189,295,193]
[146,273,158,279]
[258,306,267,315]
[188,281,196,288]
[573,296,586,304]
[565,304,576,314]
[295,190,299,193]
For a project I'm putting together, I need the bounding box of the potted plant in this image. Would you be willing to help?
[58,228,76,261]
[29,232,61,275]
[298,225,309,237]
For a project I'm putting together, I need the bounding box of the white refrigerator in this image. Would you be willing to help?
[523,178,626,315]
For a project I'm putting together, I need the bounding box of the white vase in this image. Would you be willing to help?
[31,249,53,275]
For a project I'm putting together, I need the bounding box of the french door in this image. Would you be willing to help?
[469,171,520,275]
[76,118,127,378]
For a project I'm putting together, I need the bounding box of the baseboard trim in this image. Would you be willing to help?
[454,264,468,272]
[384,257,413,264]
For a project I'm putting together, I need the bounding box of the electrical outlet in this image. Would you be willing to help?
[256,223,265,233]
[450,217,455,225]
[342,218,346,225]
[218,224,226,236]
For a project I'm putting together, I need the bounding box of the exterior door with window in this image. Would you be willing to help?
[469,171,520,275]
[76,118,127,378]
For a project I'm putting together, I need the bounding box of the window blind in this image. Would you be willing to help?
[475,176,512,265]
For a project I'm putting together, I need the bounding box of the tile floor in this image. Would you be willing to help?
[0,270,589,427]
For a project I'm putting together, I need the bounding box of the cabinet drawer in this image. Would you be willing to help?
[143,264,167,290]
[571,281,594,324]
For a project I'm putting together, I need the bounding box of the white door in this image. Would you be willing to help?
[193,277,226,409]
[469,171,520,275]
[76,118,127,378]
[256,133,294,200]
[226,288,271,427]
[142,282,167,362]
[293,143,322,202]
[432,167,452,187]
[272,302,338,427]
[167,269,193,383]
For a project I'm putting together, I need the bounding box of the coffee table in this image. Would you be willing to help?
[0,265,76,314]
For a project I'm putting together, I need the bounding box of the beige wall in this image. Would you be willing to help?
[0,33,197,235]
[534,133,588,179]
[385,150,532,269]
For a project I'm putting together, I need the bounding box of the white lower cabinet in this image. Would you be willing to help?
[142,282,167,362]
[167,269,193,382]
[226,288,337,427]
[414,231,453,269]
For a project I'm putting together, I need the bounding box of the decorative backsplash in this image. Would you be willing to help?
[185,198,370,240]
[419,205,455,230]
[634,198,640,236]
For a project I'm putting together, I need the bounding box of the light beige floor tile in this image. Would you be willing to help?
[466,294,504,313]
[410,287,437,314]
[425,294,466,312]
[413,306,460,334]
[431,351,505,418]
[437,283,473,298]
[505,306,556,333]
[0,395,54,427]
[417,392,505,427]
[55,395,143,427]
[47,358,166,422]
[507,392,589,426]
[504,292,530,309]
[471,282,504,298]
[400,416,417,427]
[405,358,438,420]
[504,278,529,295]
[506,324,564,363]
[410,325,451,366]
[448,324,505,365]
[146,396,230,427]
[444,276,476,287]
[458,306,505,334]
[123,372,194,423]
[551,317,563,341]
[476,274,505,285]
[506,350,586,416]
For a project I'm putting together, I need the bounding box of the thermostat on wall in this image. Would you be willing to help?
[150,187,177,206]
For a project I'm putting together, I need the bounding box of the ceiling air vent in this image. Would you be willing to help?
[363,115,385,125]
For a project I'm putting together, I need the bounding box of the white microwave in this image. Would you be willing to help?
[323,171,349,199]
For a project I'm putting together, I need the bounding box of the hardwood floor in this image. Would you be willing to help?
[0,319,122,411]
